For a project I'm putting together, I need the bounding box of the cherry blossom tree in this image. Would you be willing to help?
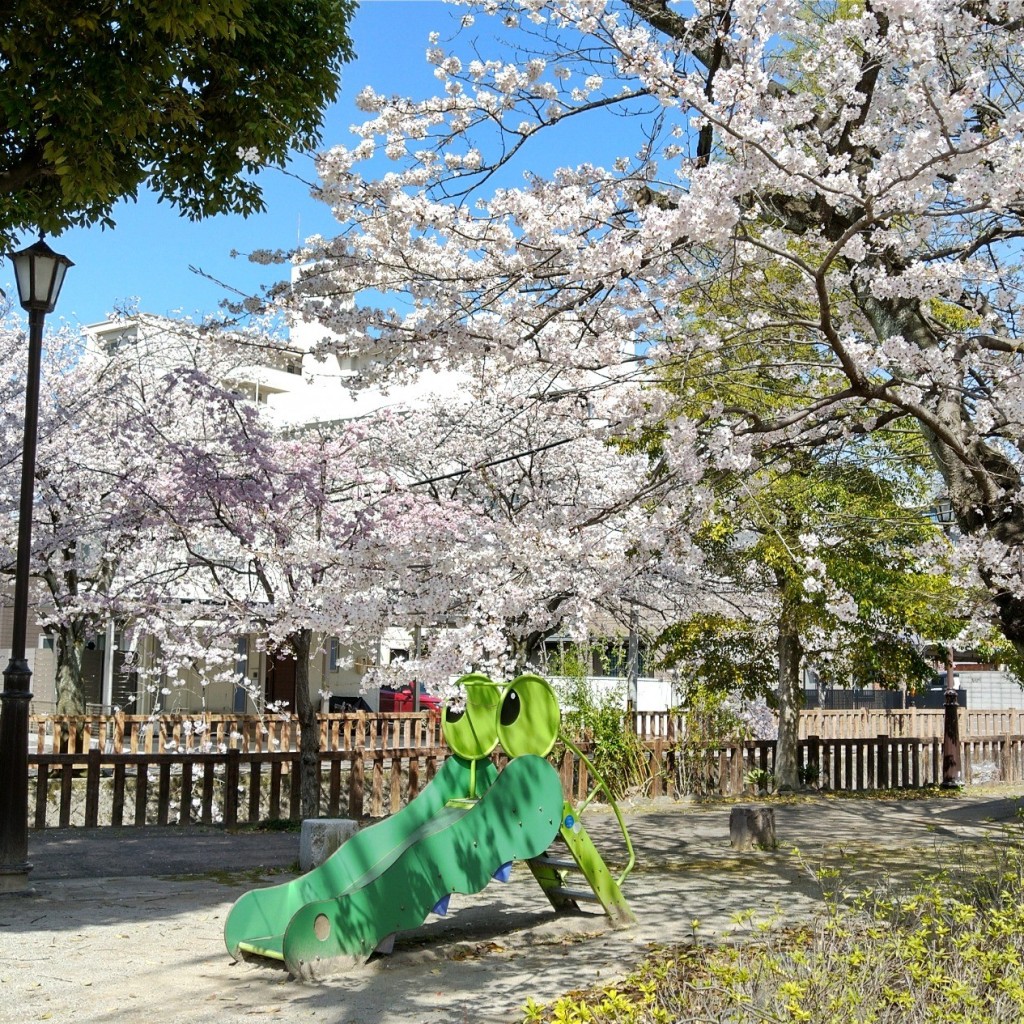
[0,315,226,713]
[260,0,1024,671]
[142,350,696,811]
[360,362,704,689]
[111,366,433,814]
[0,308,146,716]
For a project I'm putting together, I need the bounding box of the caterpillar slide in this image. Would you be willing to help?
[224,673,634,979]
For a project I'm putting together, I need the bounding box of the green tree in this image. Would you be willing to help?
[0,0,355,247]
[634,255,969,789]
[660,449,965,790]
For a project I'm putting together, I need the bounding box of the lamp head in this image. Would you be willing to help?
[11,238,73,314]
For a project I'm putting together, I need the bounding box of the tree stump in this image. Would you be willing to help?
[299,817,359,871]
[729,805,777,851]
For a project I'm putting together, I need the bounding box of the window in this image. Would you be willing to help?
[234,637,248,678]
[233,638,250,713]
[328,637,341,672]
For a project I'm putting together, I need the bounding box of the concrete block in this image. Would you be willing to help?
[299,817,359,872]
[729,805,776,851]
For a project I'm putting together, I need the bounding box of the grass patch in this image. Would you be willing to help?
[521,827,1024,1023]
[813,785,966,802]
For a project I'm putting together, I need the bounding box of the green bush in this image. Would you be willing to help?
[549,647,650,800]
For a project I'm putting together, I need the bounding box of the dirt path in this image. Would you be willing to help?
[3,789,1022,1024]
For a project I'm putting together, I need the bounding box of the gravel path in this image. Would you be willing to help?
[3,788,1022,1024]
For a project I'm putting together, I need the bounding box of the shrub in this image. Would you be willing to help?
[521,833,1024,1023]
[550,648,650,800]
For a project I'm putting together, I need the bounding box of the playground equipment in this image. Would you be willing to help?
[224,672,635,979]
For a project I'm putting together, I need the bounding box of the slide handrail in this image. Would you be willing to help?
[560,735,636,886]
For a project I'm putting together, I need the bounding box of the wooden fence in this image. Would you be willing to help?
[796,708,1024,739]
[30,709,687,753]
[31,711,444,755]
[632,708,1024,741]
[26,731,1024,830]
[786,733,1024,791]
[29,707,1024,758]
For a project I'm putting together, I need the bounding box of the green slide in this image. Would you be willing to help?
[224,673,635,979]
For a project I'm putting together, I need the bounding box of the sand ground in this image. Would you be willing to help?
[2,788,1022,1024]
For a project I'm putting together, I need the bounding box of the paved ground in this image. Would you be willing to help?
[3,787,1024,1024]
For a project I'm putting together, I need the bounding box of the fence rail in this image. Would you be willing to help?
[26,731,1024,830]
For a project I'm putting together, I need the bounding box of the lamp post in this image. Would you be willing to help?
[932,498,963,788]
[0,238,72,893]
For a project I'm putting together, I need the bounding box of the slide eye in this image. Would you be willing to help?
[496,674,560,758]
[500,687,520,726]
[441,673,500,760]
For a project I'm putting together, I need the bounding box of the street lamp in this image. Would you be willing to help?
[0,238,72,893]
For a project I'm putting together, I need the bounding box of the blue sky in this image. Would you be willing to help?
[3,2,469,330]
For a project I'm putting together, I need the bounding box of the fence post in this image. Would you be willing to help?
[157,762,172,825]
[876,734,889,790]
[134,760,150,825]
[730,743,744,794]
[560,747,573,793]
[84,748,102,827]
[370,754,384,817]
[224,749,239,826]
[348,754,364,819]
[390,755,402,814]
[179,759,194,825]
[806,735,820,787]
[34,762,48,829]
[408,755,420,802]
[59,758,74,826]
[651,737,664,797]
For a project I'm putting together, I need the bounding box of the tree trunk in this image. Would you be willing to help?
[54,620,87,717]
[292,628,322,819]
[775,623,804,792]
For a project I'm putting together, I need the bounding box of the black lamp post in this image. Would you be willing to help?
[932,498,963,788]
[0,238,72,893]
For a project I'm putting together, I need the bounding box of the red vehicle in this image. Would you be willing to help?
[377,683,441,713]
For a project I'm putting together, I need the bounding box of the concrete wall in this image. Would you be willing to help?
[957,669,1024,709]
[550,674,676,712]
